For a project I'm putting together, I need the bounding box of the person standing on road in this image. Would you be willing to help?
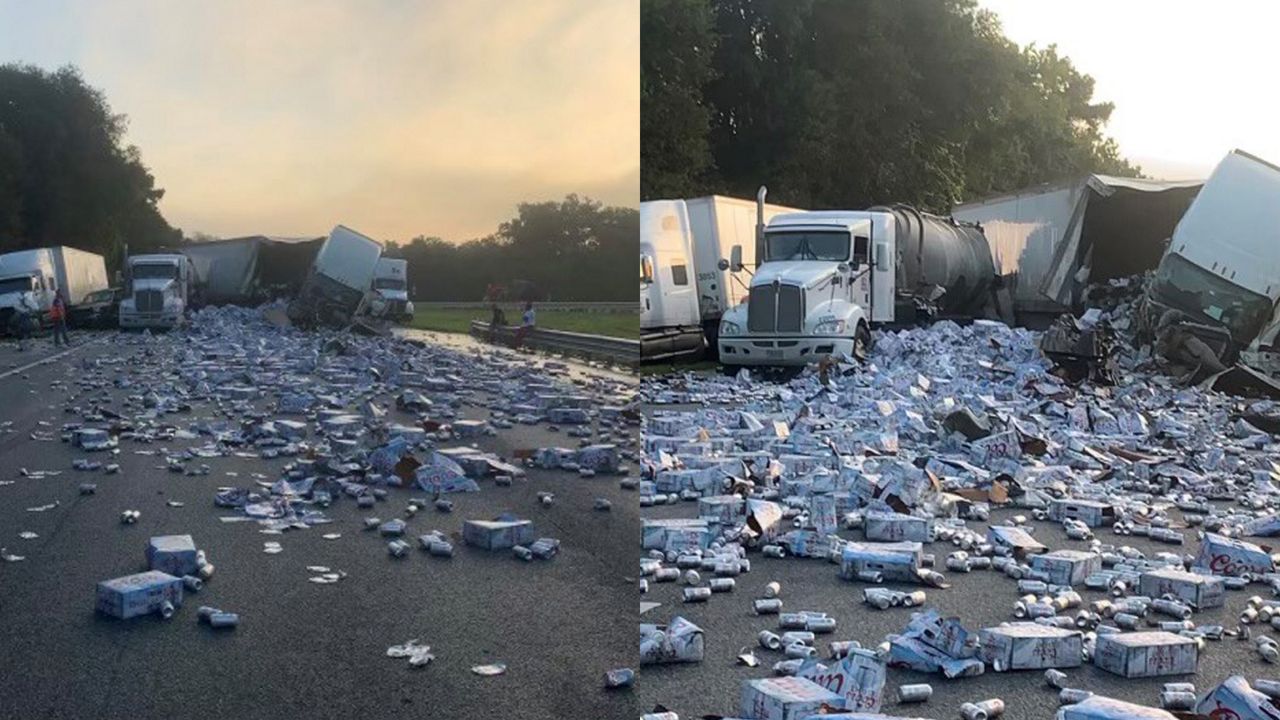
[50,289,70,347]
[513,301,535,349]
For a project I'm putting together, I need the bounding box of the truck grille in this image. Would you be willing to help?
[136,289,163,312]
[747,284,803,333]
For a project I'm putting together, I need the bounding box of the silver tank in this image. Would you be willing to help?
[872,205,995,315]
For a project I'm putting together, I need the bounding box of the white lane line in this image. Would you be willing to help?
[0,336,109,381]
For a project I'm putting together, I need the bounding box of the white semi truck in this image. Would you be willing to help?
[118,254,198,330]
[718,190,996,369]
[288,225,383,328]
[0,246,108,332]
[369,257,414,323]
[640,193,800,361]
[1141,150,1280,373]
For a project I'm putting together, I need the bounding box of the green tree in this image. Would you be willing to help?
[642,0,1141,211]
[641,0,717,198]
[0,64,181,267]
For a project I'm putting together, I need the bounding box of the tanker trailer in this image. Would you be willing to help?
[717,189,997,369]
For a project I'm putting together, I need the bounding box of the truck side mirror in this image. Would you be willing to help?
[730,245,743,272]
[876,243,889,272]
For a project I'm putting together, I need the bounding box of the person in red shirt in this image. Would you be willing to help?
[50,289,69,347]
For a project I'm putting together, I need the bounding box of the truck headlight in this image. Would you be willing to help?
[720,320,741,336]
[814,319,846,334]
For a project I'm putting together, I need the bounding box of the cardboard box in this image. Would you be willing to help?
[699,495,746,524]
[1195,675,1280,719]
[1138,567,1225,609]
[741,676,843,720]
[839,542,922,582]
[575,444,620,473]
[462,518,535,550]
[987,526,1047,557]
[1029,550,1101,587]
[978,622,1083,670]
[641,518,711,552]
[863,511,931,542]
[1193,533,1275,577]
[1092,631,1197,678]
[810,495,838,536]
[1047,498,1115,527]
[797,648,886,713]
[546,407,589,424]
[1056,696,1177,720]
[96,571,183,619]
[146,535,199,576]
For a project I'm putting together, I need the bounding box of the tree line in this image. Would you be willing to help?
[0,63,636,301]
[641,0,1140,211]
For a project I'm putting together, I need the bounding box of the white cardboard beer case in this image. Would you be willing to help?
[741,676,843,720]
[1047,498,1115,528]
[1138,567,1225,609]
[863,511,931,542]
[145,534,199,576]
[978,622,1083,670]
[839,541,922,582]
[462,518,535,550]
[1029,550,1101,587]
[1092,631,1197,678]
[96,571,183,619]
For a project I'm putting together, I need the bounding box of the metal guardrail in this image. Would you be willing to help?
[469,320,638,366]
[420,301,636,313]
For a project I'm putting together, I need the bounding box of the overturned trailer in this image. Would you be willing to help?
[177,235,323,306]
[953,175,1202,324]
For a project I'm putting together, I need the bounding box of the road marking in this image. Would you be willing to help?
[0,336,109,381]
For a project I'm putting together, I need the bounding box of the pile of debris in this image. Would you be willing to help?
[639,319,1280,719]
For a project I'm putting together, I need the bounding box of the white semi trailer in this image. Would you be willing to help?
[717,189,996,369]
[0,246,108,331]
[1141,150,1280,373]
[640,193,800,361]
[287,225,383,328]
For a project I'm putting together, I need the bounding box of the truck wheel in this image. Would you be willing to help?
[853,322,872,363]
[720,363,741,377]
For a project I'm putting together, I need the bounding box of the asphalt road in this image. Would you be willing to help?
[638,495,1275,719]
[0,331,639,720]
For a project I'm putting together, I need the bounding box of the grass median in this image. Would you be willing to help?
[408,306,639,339]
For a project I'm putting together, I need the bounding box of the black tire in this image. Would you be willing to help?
[720,363,742,377]
[853,322,872,363]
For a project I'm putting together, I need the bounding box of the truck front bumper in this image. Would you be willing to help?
[119,312,182,329]
[718,335,855,366]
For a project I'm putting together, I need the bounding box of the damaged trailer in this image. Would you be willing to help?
[953,175,1202,325]
[1140,150,1280,372]
[179,235,323,306]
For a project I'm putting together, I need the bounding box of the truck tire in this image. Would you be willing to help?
[720,363,742,377]
[853,322,872,363]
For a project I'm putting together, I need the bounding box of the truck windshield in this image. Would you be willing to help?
[132,263,178,280]
[766,231,850,262]
[1152,253,1273,341]
[0,275,34,295]
[374,278,405,290]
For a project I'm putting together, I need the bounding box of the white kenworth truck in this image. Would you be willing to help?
[718,193,996,370]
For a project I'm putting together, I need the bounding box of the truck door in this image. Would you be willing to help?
[852,232,871,310]
[870,216,896,322]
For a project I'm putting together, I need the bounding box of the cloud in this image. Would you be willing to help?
[0,0,638,241]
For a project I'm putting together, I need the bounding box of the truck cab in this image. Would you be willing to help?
[368,257,414,323]
[718,211,896,367]
[118,254,195,329]
[0,249,57,329]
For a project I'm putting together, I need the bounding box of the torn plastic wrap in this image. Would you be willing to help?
[414,452,480,494]
[641,616,705,665]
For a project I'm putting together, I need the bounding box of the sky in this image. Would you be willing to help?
[979,0,1279,181]
[0,0,638,242]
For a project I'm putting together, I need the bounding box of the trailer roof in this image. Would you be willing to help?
[955,174,1203,211]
